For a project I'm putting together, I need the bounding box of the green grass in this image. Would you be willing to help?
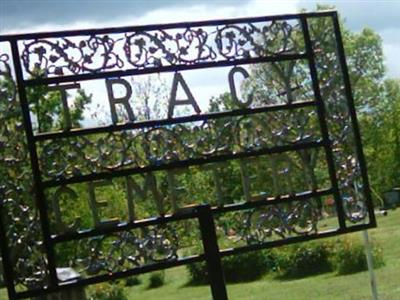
[125,209,400,300]
[1,209,399,300]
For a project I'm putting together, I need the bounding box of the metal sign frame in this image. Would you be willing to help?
[0,10,375,300]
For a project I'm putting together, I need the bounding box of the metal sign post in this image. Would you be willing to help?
[362,230,379,300]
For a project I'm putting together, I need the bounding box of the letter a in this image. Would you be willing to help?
[168,72,201,118]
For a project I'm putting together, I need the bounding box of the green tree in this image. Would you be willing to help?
[361,79,400,196]
[0,64,92,287]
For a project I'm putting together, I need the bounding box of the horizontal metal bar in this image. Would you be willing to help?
[24,53,307,86]
[52,208,199,243]
[34,100,316,141]
[51,187,332,244]
[15,254,204,299]
[220,222,376,258]
[212,188,333,214]
[42,140,324,188]
[0,11,336,42]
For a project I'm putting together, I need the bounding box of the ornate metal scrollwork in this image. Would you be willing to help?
[37,108,319,181]
[73,225,179,276]
[124,28,217,67]
[21,36,124,76]
[216,21,297,59]
[20,20,301,78]
[220,201,319,245]
[310,18,368,224]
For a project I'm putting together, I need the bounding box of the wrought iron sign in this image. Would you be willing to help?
[0,11,376,299]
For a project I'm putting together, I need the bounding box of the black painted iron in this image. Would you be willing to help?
[0,10,375,299]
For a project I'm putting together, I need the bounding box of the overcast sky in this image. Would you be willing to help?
[1,0,399,78]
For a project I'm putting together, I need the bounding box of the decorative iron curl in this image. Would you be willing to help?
[21,35,124,76]
[0,53,17,103]
[74,225,179,276]
[222,201,319,245]
[124,28,217,68]
[18,20,301,78]
[215,21,297,60]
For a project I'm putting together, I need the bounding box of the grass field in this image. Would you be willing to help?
[126,209,400,300]
[1,209,399,300]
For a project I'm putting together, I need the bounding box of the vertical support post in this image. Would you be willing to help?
[197,204,228,300]
[331,12,377,227]
[9,39,59,287]
[0,200,17,300]
[362,230,378,300]
[300,16,346,229]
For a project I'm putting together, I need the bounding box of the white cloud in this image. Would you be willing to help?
[135,0,299,25]
[378,28,400,78]
[1,0,299,35]
[383,43,400,79]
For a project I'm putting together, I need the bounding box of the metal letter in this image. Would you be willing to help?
[201,163,226,206]
[168,72,201,118]
[166,169,186,212]
[52,186,81,232]
[48,83,81,131]
[239,159,252,202]
[87,180,119,227]
[125,176,136,222]
[126,173,165,215]
[228,66,253,108]
[105,78,135,124]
